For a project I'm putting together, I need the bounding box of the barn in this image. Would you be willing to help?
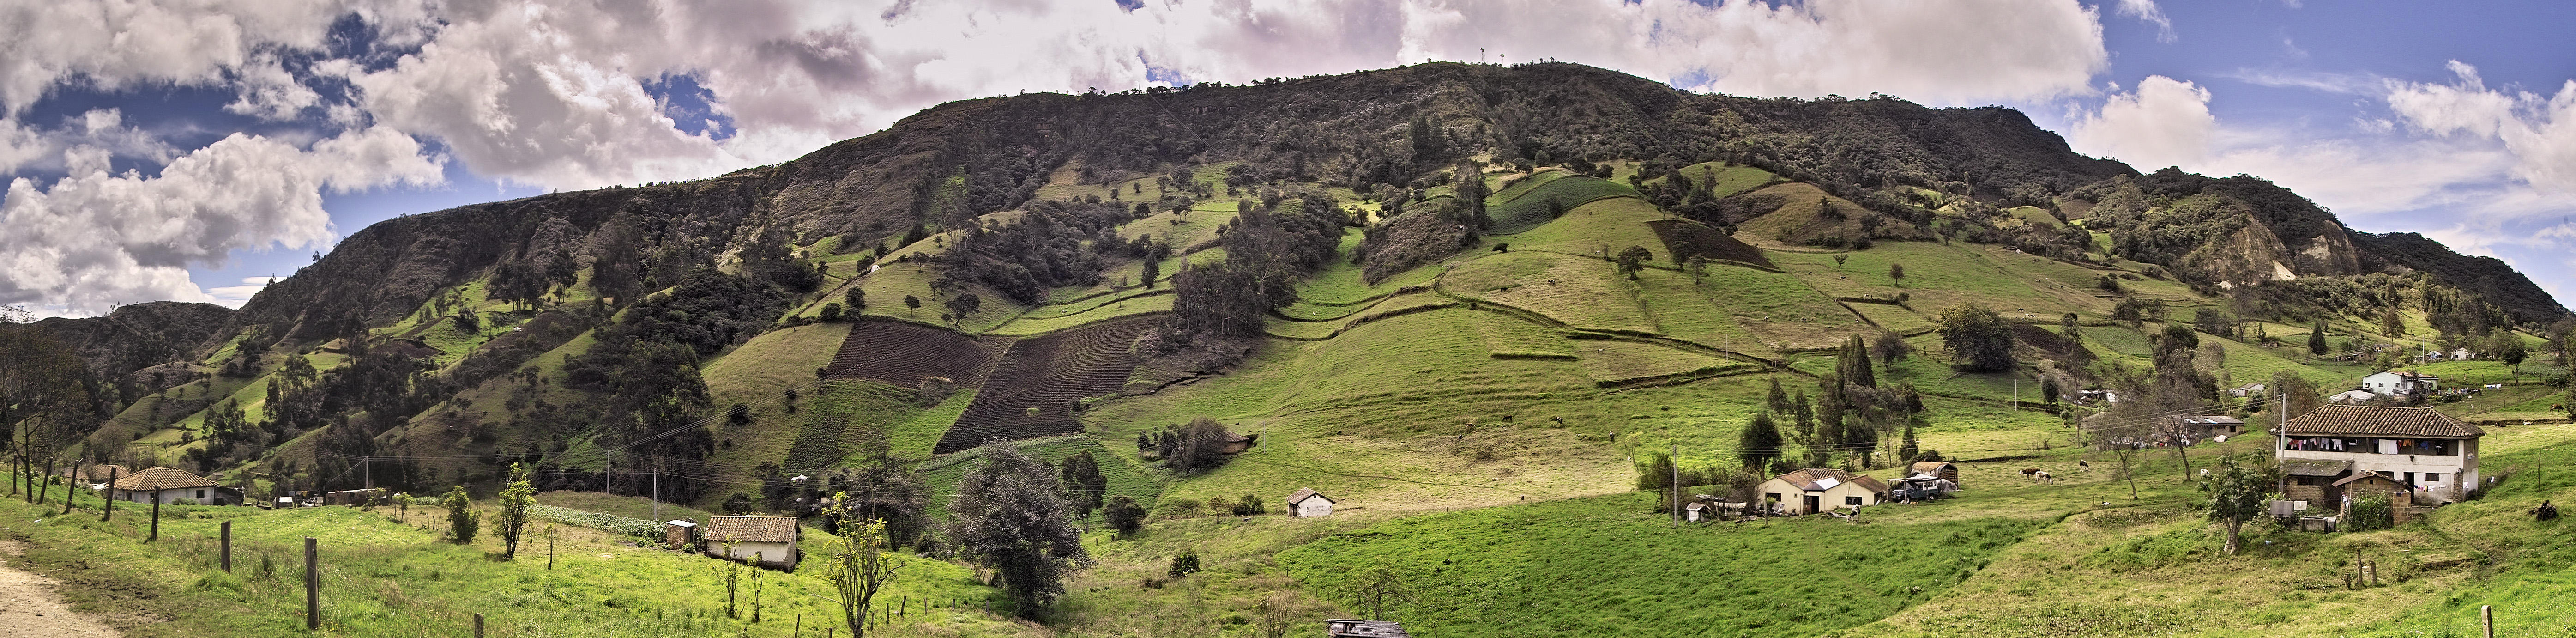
[701,516,800,570]
[1286,488,1335,518]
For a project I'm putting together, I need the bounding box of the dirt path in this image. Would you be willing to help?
[0,540,123,638]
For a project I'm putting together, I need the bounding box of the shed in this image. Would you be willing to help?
[665,520,698,552]
[1683,502,1713,522]
[1908,461,1960,486]
[701,516,800,570]
[112,467,221,505]
[1286,488,1335,518]
[2279,459,2352,503]
[1220,432,1259,455]
[1325,619,1410,638]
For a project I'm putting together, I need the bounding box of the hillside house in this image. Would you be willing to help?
[2229,383,2267,398]
[2178,415,2248,438]
[2277,405,2482,503]
[1286,488,1336,517]
[701,516,800,570]
[2328,389,2378,404]
[2451,347,2475,361]
[1326,619,1409,638]
[112,467,223,505]
[2361,371,2438,397]
[1757,468,1889,516]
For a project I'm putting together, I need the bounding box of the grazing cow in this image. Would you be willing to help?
[2032,470,2054,484]
[2078,460,2091,471]
[2021,468,2043,479]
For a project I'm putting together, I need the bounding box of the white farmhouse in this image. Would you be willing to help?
[113,467,222,505]
[2277,405,2483,503]
[2360,371,2438,397]
[1285,487,1336,517]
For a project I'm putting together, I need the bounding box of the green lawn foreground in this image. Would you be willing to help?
[1275,492,2036,638]
[0,495,1030,637]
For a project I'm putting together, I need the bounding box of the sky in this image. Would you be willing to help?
[2,0,2572,316]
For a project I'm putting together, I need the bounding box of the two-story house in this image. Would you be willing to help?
[2276,405,2482,504]
[2359,371,2438,397]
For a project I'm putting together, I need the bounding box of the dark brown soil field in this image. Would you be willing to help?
[1647,219,1774,268]
[826,320,1011,388]
[934,314,1162,454]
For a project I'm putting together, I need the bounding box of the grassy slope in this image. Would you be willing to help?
[0,497,1026,638]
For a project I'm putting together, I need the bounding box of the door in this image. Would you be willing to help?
[1803,495,1821,514]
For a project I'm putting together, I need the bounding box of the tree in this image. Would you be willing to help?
[2492,332,2529,368]
[945,293,983,318]
[1345,564,1411,620]
[904,295,922,309]
[819,302,844,322]
[1870,331,1913,365]
[1935,304,2016,372]
[1165,418,1233,473]
[2199,454,2279,555]
[1765,377,1792,415]
[1738,412,1783,470]
[497,464,537,559]
[2307,320,2329,356]
[2061,312,2081,341]
[846,286,866,310]
[2268,371,2324,421]
[1888,262,1905,280]
[1058,451,1108,520]
[1837,334,1877,389]
[442,485,479,544]
[1104,494,1147,535]
[818,503,903,638]
[2381,310,2404,336]
[946,441,1085,618]
[1612,245,1653,280]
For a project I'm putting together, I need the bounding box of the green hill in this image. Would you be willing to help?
[13,61,2576,638]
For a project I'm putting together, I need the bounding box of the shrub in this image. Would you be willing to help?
[1105,495,1148,534]
[819,302,844,322]
[1168,552,1202,578]
[441,486,479,544]
[1231,493,1267,515]
[2346,494,2395,532]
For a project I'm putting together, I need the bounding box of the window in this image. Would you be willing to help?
[1764,492,1781,502]
[2425,473,2441,483]
[195,490,205,499]
[1844,496,1864,505]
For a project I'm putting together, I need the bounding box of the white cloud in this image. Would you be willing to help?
[2386,61,2576,194]
[2115,0,2175,43]
[203,276,275,307]
[2069,75,2214,171]
[0,125,439,314]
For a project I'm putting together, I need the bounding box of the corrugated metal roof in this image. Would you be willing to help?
[1287,487,1332,505]
[2280,405,2483,437]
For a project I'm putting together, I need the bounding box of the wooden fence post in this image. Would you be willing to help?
[148,492,161,542]
[2483,605,2495,638]
[304,537,319,630]
[220,520,232,571]
[102,467,115,521]
[474,613,484,638]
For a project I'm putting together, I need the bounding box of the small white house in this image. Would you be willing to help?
[113,467,222,505]
[1286,487,1335,517]
[2360,371,2438,397]
[2228,383,2267,398]
[1755,468,1889,516]
[2329,389,2379,404]
[701,516,799,570]
[2451,347,2475,361]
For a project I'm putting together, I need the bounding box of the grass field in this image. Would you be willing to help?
[1501,197,1674,266]
[1276,492,2039,638]
[1484,173,1642,234]
[1442,251,1658,334]
[0,495,1023,638]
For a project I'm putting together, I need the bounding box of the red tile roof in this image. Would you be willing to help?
[112,467,216,492]
[2280,405,2483,438]
[702,516,800,543]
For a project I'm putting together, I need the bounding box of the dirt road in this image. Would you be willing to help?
[0,540,122,638]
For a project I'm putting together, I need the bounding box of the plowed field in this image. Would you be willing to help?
[934,314,1161,453]
[826,320,1010,388]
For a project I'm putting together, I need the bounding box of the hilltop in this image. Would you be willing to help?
[9,61,2576,637]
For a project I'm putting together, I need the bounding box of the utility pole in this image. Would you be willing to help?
[363,456,372,491]
[1670,441,1680,529]
[652,466,661,522]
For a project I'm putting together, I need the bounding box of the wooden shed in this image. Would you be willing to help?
[1908,461,1960,486]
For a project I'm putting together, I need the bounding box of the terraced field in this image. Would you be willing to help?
[936,314,1162,453]
[1646,219,1772,268]
[825,319,1011,388]
[1486,171,1641,233]
[1442,251,1657,334]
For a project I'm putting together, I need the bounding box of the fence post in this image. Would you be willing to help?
[148,492,161,542]
[304,537,319,630]
[220,520,232,571]
[102,468,115,521]
[2481,605,2493,638]
[474,613,485,638]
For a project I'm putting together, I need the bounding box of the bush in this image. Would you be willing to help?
[1168,552,1202,578]
[819,302,844,322]
[1105,495,1148,534]
[1231,493,1267,515]
[441,486,479,544]
[2346,494,2395,531]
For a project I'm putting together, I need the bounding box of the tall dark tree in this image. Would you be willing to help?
[2307,320,2330,356]
[947,441,1085,619]
[1837,334,1877,389]
[1765,377,1792,415]
[1737,412,1783,470]
[1058,451,1108,520]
